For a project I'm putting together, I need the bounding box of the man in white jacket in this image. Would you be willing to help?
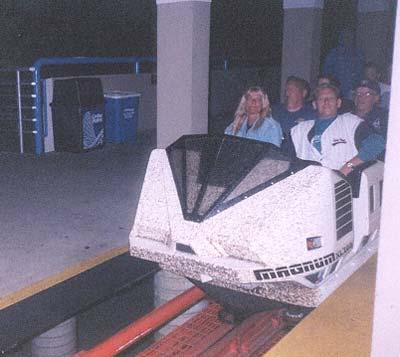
[290,83,385,176]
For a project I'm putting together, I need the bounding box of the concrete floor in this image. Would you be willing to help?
[1,131,157,355]
[0,131,155,303]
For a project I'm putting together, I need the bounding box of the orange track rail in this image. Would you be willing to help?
[75,286,205,357]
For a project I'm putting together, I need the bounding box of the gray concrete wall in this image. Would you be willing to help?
[357,11,394,68]
[280,7,322,99]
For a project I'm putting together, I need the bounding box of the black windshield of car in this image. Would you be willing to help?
[166,134,299,222]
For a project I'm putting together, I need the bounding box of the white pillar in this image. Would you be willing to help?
[156,0,211,148]
[370,3,400,356]
[280,0,324,98]
[357,0,395,67]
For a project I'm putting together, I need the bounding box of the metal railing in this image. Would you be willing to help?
[210,56,273,71]
[0,67,37,154]
[0,57,156,155]
[31,57,156,155]
[1,56,259,155]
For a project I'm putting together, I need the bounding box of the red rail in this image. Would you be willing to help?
[75,286,205,357]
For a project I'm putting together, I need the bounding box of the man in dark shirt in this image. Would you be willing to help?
[272,76,315,152]
[353,79,388,139]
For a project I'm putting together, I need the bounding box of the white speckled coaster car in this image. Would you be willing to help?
[129,135,383,308]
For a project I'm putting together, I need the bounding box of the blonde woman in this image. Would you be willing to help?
[224,87,282,147]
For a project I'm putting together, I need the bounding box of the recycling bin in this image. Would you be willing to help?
[51,77,105,152]
[104,91,141,144]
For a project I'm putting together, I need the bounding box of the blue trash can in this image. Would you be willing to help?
[104,91,141,144]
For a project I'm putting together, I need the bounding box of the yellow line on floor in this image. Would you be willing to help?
[0,244,129,310]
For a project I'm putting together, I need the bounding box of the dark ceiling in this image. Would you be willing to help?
[0,0,361,67]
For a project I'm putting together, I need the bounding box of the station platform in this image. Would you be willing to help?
[0,131,158,353]
[266,254,377,357]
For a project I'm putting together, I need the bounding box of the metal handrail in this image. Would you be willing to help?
[0,66,35,154]
[16,70,24,153]
[3,55,251,154]
[0,66,32,72]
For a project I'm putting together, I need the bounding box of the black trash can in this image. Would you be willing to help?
[51,77,105,152]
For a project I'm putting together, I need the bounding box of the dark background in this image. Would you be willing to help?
[0,0,358,68]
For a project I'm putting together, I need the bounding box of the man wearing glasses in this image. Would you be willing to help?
[290,83,385,176]
[353,80,388,139]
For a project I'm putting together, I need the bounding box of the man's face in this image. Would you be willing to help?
[314,88,341,119]
[354,87,379,115]
[285,82,305,104]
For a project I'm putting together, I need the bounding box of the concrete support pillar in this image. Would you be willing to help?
[357,0,395,68]
[153,270,208,339]
[280,0,324,98]
[31,318,77,357]
[156,0,211,148]
[371,4,400,356]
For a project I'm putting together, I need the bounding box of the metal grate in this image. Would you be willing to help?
[199,308,285,356]
[135,303,286,357]
[135,303,234,356]
[335,180,353,240]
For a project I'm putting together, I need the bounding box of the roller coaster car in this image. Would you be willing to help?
[129,135,383,309]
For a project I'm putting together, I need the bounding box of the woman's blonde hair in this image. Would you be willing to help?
[232,87,271,135]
